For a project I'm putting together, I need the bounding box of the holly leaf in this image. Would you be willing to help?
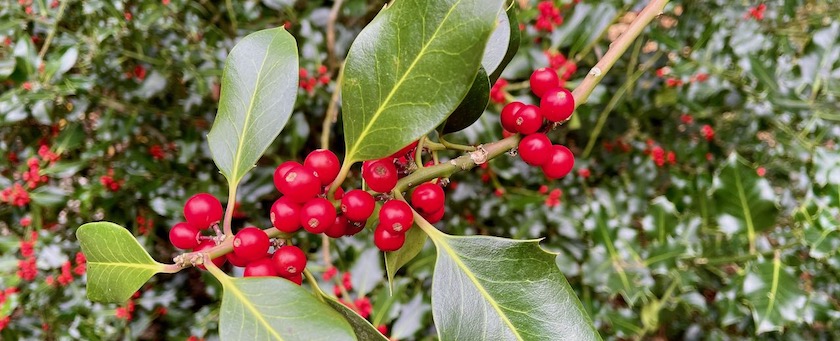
[207,27,298,187]
[743,255,806,334]
[209,271,356,340]
[341,0,504,162]
[483,3,520,83]
[441,67,490,134]
[712,154,779,247]
[313,285,390,341]
[76,222,165,303]
[428,232,602,341]
[641,196,679,244]
[385,227,427,288]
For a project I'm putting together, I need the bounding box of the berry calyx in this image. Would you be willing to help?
[244,257,278,277]
[362,159,398,193]
[540,88,575,122]
[410,183,445,214]
[374,226,406,252]
[233,227,270,263]
[379,200,413,234]
[183,193,223,230]
[518,133,553,166]
[169,222,200,250]
[272,245,307,277]
[500,102,525,133]
[530,68,560,97]
[194,241,226,270]
[325,216,350,238]
[341,189,375,222]
[542,145,575,179]
[299,198,337,234]
[277,165,321,203]
[270,197,302,233]
[304,149,340,186]
[513,105,543,135]
[273,161,302,192]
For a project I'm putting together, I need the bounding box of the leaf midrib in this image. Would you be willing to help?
[89,262,161,271]
[434,237,525,341]
[221,276,285,341]
[733,167,756,250]
[346,0,463,161]
[761,256,781,326]
[227,31,279,183]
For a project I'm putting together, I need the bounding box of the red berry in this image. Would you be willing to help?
[374,226,406,252]
[540,88,575,122]
[332,187,345,200]
[277,165,321,203]
[341,189,375,222]
[421,206,445,223]
[344,221,366,236]
[530,68,560,97]
[325,216,350,238]
[389,141,418,158]
[514,105,543,135]
[542,145,575,179]
[273,161,302,192]
[500,101,525,133]
[362,159,398,193]
[272,245,307,277]
[169,222,200,250]
[270,197,302,233]
[379,200,413,234]
[286,273,303,285]
[304,149,340,186]
[244,257,278,277]
[183,193,223,230]
[299,198,336,234]
[226,251,251,267]
[518,133,552,166]
[410,183,445,214]
[194,241,226,270]
[233,227,270,263]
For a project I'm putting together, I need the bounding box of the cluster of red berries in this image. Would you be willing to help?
[501,68,576,179]
[299,66,330,93]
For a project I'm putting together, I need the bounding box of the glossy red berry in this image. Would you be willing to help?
[421,206,445,223]
[530,68,560,97]
[272,245,307,277]
[514,105,543,135]
[226,251,251,268]
[273,161,302,192]
[244,257,278,277]
[286,273,303,285]
[344,221,366,236]
[542,145,575,179]
[374,226,406,252]
[233,227,270,263]
[169,222,200,250]
[304,149,340,186]
[389,141,418,158]
[194,241,226,270]
[277,165,321,203]
[270,197,302,233]
[540,88,575,122]
[362,159,398,193]
[299,198,336,234]
[500,101,525,133]
[410,183,445,214]
[379,200,413,234]
[518,133,553,166]
[341,189,375,222]
[183,193,223,230]
[325,216,350,238]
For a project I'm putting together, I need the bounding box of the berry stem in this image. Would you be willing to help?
[303,269,327,303]
[328,161,353,197]
[222,185,237,237]
[415,136,426,169]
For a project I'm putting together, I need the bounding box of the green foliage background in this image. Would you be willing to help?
[1,0,839,339]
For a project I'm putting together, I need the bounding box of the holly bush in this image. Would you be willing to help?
[2,0,839,340]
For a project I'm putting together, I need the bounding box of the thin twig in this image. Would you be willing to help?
[38,0,68,61]
[326,0,345,70]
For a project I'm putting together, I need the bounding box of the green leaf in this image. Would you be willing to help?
[800,208,840,259]
[743,256,805,334]
[341,0,504,162]
[385,226,428,287]
[641,196,679,244]
[207,27,298,186]
[312,285,390,341]
[441,67,490,134]
[712,154,779,249]
[76,222,165,303]
[206,266,356,341]
[428,231,601,341]
[483,3,521,83]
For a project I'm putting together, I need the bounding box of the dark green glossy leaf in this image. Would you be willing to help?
[341,0,504,162]
[712,154,779,247]
[428,231,601,341]
[208,27,298,186]
[441,67,490,134]
[743,256,805,334]
[642,196,679,244]
[385,226,427,287]
[207,269,356,340]
[316,287,390,341]
[76,222,164,303]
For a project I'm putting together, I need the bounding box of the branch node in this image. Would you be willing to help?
[469,145,489,166]
[589,66,603,77]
